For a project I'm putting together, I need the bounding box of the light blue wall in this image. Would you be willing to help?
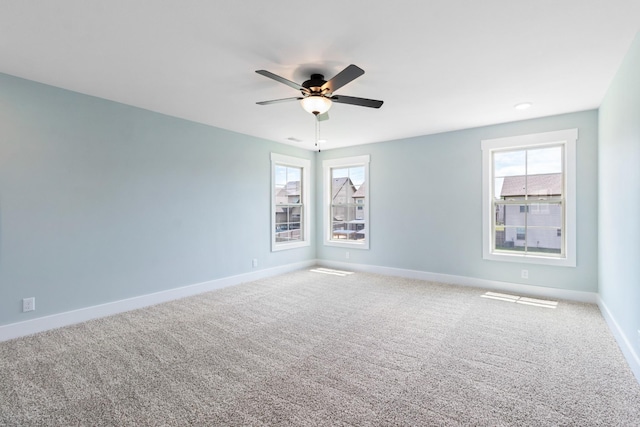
[317,110,599,292]
[598,33,640,356]
[0,73,315,326]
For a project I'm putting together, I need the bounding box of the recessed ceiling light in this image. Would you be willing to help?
[318,139,327,144]
[287,137,303,143]
[514,102,532,110]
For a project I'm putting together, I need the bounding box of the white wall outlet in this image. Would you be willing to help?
[252,258,258,268]
[521,270,529,279]
[345,251,350,259]
[22,297,35,312]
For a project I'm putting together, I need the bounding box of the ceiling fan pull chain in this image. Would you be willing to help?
[315,115,320,152]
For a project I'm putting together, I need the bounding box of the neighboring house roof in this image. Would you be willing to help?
[275,181,300,209]
[500,173,562,198]
[352,182,366,199]
[332,177,353,201]
[280,180,300,196]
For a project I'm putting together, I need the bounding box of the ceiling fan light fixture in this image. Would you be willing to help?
[301,96,332,115]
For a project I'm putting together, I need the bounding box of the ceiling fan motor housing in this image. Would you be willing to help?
[302,74,328,94]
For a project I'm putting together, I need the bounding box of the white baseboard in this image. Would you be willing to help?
[318,260,598,303]
[0,260,316,343]
[597,297,640,383]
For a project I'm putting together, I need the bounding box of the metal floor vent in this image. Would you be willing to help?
[310,267,354,277]
[481,291,558,309]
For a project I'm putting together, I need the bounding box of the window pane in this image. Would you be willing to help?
[274,165,287,187]
[495,226,516,251]
[495,226,524,252]
[527,146,562,175]
[494,150,526,178]
[349,167,365,187]
[526,202,562,254]
[332,178,349,204]
[526,173,563,199]
[332,202,356,217]
[526,228,562,255]
[528,203,561,227]
[496,204,527,227]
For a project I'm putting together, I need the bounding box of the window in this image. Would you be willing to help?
[323,155,370,249]
[271,153,310,251]
[481,129,577,266]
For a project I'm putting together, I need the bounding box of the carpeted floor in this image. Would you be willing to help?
[1,268,639,426]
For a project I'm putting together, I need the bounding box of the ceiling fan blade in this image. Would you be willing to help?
[331,95,384,109]
[256,97,302,105]
[317,112,329,121]
[256,70,308,92]
[321,64,364,93]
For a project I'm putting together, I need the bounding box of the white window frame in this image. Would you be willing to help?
[323,155,370,249]
[271,153,310,252]
[481,129,577,267]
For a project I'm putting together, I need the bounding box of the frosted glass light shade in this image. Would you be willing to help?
[301,96,332,115]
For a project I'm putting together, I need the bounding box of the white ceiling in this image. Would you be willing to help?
[1,1,639,150]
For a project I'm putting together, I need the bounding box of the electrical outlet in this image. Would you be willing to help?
[22,297,35,312]
[345,251,350,259]
[252,258,258,268]
[521,270,529,279]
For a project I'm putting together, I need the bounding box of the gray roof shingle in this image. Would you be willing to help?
[500,173,562,198]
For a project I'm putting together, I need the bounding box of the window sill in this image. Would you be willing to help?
[483,251,575,267]
[324,240,369,250]
[272,241,310,252]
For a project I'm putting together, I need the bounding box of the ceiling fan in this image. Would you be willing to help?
[255,64,383,121]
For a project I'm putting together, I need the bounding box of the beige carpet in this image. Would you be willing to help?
[1,268,639,426]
